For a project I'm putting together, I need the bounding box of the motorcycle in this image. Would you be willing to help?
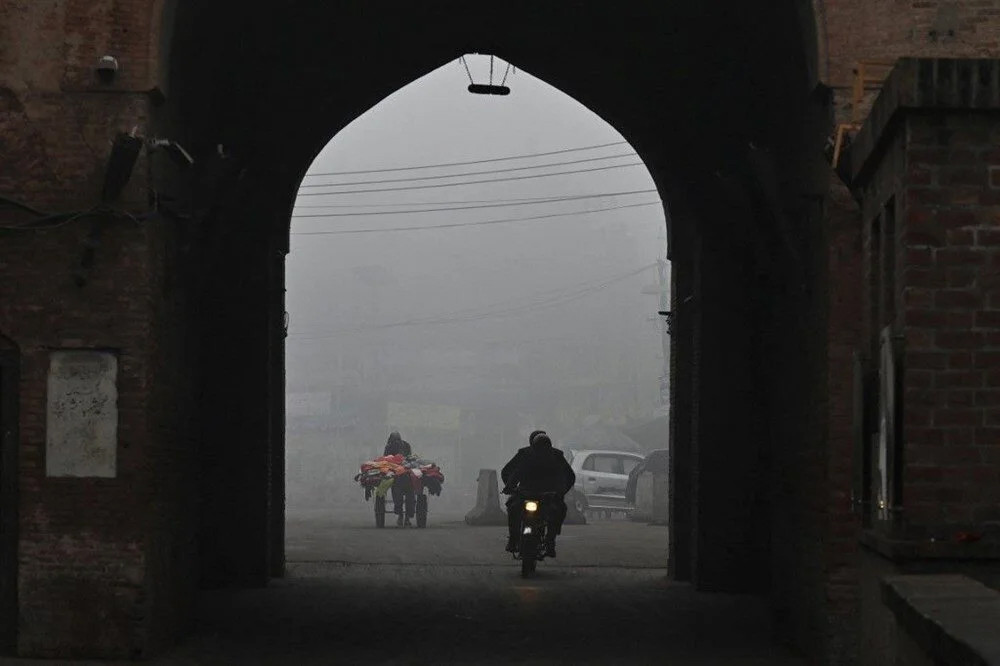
[509,490,560,578]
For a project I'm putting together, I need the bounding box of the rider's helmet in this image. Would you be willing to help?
[529,431,552,451]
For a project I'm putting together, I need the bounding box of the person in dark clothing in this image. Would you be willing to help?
[383,430,412,457]
[383,431,415,526]
[500,430,576,557]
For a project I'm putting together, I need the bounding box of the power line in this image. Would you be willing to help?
[298,152,637,188]
[289,200,662,236]
[290,189,658,218]
[301,140,630,177]
[293,262,653,338]
[409,264,656,325]
[290,263,657,339]
[295,161,647,197]
[292,191,653,209]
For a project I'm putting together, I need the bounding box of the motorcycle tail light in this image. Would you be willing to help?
[524,501,539,513]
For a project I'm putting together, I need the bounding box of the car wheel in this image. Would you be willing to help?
[565,489,588,524]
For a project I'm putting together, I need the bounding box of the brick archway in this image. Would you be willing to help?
[0,0,845,658]
[159,0,826,650]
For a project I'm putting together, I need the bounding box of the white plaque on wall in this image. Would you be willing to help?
[46,351,118,477]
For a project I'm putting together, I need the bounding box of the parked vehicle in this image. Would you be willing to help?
[625,448,669,506]
[565,449,645,512]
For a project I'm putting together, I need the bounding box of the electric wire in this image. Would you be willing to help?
[295,161,647,197]
[293,262,651,339]
[290,263,657,339]
[292,190,654,209]
[298,152,637,188]
[301,140,629,176]
[290,189,657,218]
[0,195,49,217]
[290,200,661,235]
[0,206,143,231]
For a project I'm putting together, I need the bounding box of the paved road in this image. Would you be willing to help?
[10,511,805,665]
[285,508,670,569]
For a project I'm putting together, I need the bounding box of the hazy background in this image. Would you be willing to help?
[285,55,670,513]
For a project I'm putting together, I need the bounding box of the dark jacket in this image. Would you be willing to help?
[501,444,575,495]
[383,432,412,457]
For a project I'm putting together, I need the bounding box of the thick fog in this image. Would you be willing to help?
[286,56,669,513]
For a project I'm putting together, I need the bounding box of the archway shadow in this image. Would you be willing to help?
[161,563,803,665]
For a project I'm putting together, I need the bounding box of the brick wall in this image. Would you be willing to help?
[0,0,189,657]
[899,112,1000,532]
[818,0,1000,121]
[823,176,866,664]
[850,59,1000,538]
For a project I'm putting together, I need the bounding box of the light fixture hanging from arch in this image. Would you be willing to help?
[460,54,512,95]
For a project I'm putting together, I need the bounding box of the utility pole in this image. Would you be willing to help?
[655,258,671,408]
[640,258,672,409]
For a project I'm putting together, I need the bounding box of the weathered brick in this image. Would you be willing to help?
[936,247,988,266]
[937,330,985,348]
[934,407,984,426]
[935,288,981,308]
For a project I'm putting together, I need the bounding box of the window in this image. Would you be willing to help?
[593,455,622,474]
[621,456,641,476]
[582,455,595,471]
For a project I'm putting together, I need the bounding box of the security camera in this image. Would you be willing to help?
[96,55,119,83]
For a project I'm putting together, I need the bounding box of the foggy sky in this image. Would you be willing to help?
[284,55,668,502]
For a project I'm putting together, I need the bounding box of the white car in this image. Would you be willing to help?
[565,449,645,512]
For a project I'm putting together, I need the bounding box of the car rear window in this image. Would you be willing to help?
[593,455,622,474]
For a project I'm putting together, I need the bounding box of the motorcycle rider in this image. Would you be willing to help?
[383,431,415,527]
[500,430,575,557]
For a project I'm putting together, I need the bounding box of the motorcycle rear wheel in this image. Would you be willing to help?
[520,534,538,577]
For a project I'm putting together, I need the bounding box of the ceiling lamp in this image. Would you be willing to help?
[461,54,512,96]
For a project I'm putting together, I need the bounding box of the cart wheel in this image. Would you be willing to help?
[416,494,428,528]
[374,496,386,528]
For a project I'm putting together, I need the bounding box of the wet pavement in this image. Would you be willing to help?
[9,510,806,665]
